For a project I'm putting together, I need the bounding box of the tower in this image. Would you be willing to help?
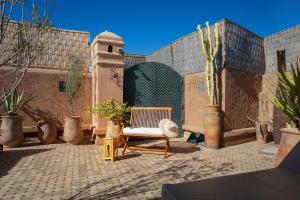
[91,30,125,139]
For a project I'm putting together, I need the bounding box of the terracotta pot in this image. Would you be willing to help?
[63,116,83,145]
[203,105,222,149]
[0,115,24,148]
[106,120,123,147]
[38,119,57,144]
[275,128,300,166]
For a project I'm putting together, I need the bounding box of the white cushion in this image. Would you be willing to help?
[123,127,164,136]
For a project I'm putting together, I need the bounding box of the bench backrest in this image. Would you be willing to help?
[130,107,172,128]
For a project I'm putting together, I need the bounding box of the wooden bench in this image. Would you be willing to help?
[121,107,172,158]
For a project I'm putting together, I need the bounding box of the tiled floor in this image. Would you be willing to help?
[0,137,276,200]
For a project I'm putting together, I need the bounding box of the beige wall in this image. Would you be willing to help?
[0,67,92,127]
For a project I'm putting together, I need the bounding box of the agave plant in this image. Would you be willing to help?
[1,88,33,116]
[273,59,300,129]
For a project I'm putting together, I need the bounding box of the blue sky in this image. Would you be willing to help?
[13,0,300,55]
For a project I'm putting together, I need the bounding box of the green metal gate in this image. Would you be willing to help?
[124,62,184,135]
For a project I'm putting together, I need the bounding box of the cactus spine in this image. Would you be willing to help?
[197,22,220,105]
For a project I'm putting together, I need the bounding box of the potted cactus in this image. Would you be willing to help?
[63,53,86,145]
[273,57,300,165]
[197,21,222,149]
[0,88,32,147]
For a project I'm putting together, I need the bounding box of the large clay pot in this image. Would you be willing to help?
[0,115,24,147]
[63,116,83,145]
[203,105,222,149]
[275,128,300,166]
[38,119,57,144]
[106,120,123,147]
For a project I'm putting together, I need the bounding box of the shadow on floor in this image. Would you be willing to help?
[128,140,200,154]
[66,154,234,200]
[0,148,52,177]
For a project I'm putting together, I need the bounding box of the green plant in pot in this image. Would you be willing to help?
[0,88,32,147]
[86,99,131,146]
[63,53,86,145]
[22,105,58,144]
[272,57,300,165]
[197,21,222,149]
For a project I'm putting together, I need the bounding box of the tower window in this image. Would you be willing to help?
[59,81,66,92]
[277,50,286,73]
[108,45,113,53]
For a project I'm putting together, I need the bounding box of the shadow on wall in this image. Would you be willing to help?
[222,69,262,131]
[0,148,52,177]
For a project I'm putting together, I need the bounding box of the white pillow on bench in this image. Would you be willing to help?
[123,127,164,136]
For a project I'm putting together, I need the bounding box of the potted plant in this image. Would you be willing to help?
[273,57,300,165]
[0,88,32,147]
[22,105,57,144]
[86,99,131,146]
[63,53,85,145]
[197,21,222,149]
[247,116,273,144]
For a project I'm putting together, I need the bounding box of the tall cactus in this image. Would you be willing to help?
[197,21,220,105]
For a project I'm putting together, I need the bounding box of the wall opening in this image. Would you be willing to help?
[108,45,113,53]
[277,50,286,72]
[59,81,66,92]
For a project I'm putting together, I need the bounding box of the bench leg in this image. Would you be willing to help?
[122,137,129,155]
[164,138,170,158]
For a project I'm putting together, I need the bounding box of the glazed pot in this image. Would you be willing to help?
[0,115,24,148]
[63,116,83,145]
[38,119,57,144]
[203,105,222,149]
[275,128,300,166]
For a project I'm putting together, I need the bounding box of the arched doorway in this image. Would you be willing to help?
[124,62,184,134]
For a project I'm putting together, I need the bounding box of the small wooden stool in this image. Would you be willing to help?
[103,137,118,161]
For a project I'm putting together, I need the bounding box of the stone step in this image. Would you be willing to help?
[223,127,256,147]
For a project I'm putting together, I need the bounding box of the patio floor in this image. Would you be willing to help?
[0,137,276,200]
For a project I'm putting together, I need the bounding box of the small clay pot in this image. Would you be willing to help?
[63,116,83,145]
[107,120,123,147]
[0,115,24,148]
[203,105,222,149]
[38,119,57,144]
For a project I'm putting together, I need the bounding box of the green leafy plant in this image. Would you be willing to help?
[86,99,131,125]
[1,88,32,116]
[197,21,220,105]
[64,53,85,116]
[273,59,300,129]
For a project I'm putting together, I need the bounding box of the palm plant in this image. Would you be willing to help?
[1,88,32,116]
[273,59,300,129]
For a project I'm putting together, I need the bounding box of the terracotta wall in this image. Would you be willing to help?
[223,69,261,131]
[184,72,207,131]
[184,68,261,132]
[184,70,225,132]
[0,67,92,127]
